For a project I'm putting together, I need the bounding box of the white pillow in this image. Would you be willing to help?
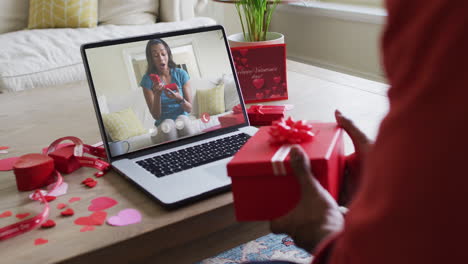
[223,74,241,111]
[0,0,29,34]
[98,0,159,25]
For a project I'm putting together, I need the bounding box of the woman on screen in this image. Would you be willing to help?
[141,38,193,127]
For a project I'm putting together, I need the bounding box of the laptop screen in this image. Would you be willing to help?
[83,27,247,158]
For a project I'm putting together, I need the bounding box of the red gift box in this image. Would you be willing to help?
[227,122,345,221]
[247,105,285,126]
[231,44,288,103]
[219,113,245,128]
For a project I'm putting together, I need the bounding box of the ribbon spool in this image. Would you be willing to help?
[13,154,55,191]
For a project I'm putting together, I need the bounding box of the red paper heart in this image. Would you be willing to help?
[56,203,67,210]
[61,208,74,217]
[252,78,265,89]
[44,196,56,202]
[69,197,81,203]
[85,181,97,188]
[41,219,56,228]
[0,157,20,171]
[273,76,282,84]
[16,213,31,220]
[0,211,12,218]
[241,58,248,65]
[74,211,108,226]
[0,146,9,150]
[94,171,105,178]
[88,197,117,212]
[239,49,248,57]
[80,225,95,232]
[34,238,48,245]
[81,178,94,184]
[256,93,264,100]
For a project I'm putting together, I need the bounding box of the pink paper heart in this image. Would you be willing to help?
[239,49,248,57]
[69,197,81,203]
[0,157,19,171]
[107,209,142,226]
[252,78,265,89]
[34,238,48,245]
[80,226,95,232]
[88,197,118,212]
[273,76,281,84]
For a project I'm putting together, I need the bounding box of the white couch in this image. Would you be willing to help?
[0,0,214,93]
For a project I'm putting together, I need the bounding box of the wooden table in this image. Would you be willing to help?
[0,60,388,264]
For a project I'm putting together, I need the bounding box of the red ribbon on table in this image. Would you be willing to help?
[268,118,315,176]
[0,190,49,241]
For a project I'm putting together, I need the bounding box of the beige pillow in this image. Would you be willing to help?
[0,0,29,34]
[102,108,146,141]
[28,0,98,29]
[98,0,159,25]
[196,82,225,118]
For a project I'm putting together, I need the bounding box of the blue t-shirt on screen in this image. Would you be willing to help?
[140,68,190,126]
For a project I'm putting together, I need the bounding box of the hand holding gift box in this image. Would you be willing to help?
[227,118,345,221]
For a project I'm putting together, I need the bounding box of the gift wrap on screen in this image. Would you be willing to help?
[227,122,345,221]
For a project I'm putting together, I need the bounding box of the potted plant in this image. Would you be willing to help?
[214,0,300,47]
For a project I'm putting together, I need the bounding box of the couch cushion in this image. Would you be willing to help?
[99,0,158,25]
[28,0,98,29]
[0,0,29,34]
[0,17,216,93]
[102,107,146,141]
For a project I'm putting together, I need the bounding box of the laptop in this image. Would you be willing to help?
[81,25,258,208]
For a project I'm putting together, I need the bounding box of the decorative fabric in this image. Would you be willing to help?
[28,0,97,29]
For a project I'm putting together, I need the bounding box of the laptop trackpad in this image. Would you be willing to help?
[202,164,230,183]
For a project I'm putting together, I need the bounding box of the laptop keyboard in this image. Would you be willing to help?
[136,133,251,178]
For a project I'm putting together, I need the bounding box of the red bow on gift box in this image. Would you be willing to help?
[269,117,315,145]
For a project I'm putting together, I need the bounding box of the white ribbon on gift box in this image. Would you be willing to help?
[271,144,293,176]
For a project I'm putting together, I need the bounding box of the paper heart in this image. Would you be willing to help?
[256,93,264,100]
[84,181,97,188]
[44,196,56,202]
[56,203,67,210]
[16,213,30,220]
[88,197,118,212]
[0,157,19,171]
[80,226,95,232]
[0,146,9,150]
[94,171,105,178]
[61,208,74,217]
[47,182,68,197]
[107,209,142,227]
[69,197,81,203]
[241,58,248,65]
[273,76,281,84]
[252,78,265,89]
[74,211,108,226]
[41,219,56,228]
[81,178,94,184]
[34,238,48,245]
[0,211,12,218]
[239,49,248,57]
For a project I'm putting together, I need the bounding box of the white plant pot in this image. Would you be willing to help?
[227,32,285,48]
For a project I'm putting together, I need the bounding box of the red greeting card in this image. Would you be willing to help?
[231,44,288,103]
